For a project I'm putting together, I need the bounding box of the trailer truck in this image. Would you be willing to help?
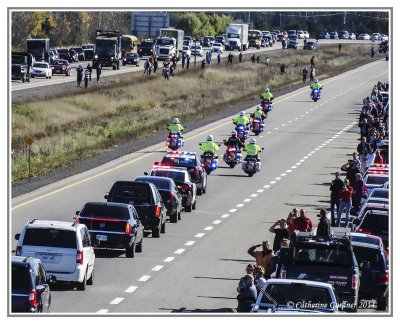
[93,30,122,70]
[225,24,249,51]
[156,28,184,61]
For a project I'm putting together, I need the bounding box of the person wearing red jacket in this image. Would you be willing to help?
[293,209,313,232]
[336,179,354,227]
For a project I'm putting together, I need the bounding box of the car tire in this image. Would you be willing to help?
[202,186,206,194]
[87,268,94,285]
[185,202,192,212]
[192,200,197,210]
[135,237,143,253]
[178,210,182,220]
[197,187,203,196]
[377,294,388,310]
[126,242,136,258]
[152,225,161,238]
[170,210,178,223]
[230,164,235,168]
[77,270,87,291]
[161,220,166,233]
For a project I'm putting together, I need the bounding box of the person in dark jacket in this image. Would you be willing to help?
[352,173,365,212]
[236,274,257,312]
[269,219,290,253]
[224,131,244,150]
[340,160,362,188]
[76,65,83,88]
[316,209,331,237]
[86,63,92,81]
[96,64,102,83]
[330,172,344,225]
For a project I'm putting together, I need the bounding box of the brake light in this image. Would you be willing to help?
[125,222,132,235]
[377,270,389,284]
[169,192,174,203]
[193,167,200,175]
[15,246,22,256]
[352,274,358,289]
[76,250,83,265]
[201,163,205,167]
[75,218,80,223]
[181,184,189,191]
[28,289,37,307]
[280,270,286,279]
[155,205,161,217]
[357,228,372,234]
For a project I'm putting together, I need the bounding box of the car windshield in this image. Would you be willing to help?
[361,214,388,234]
[12,266,31,290]
[352,246,383,267]
[96,46,116,56]
[213,44,222,47]
[161,157,196,167]
[152,170,185,183]
[57,49,68,53]
[33,63,48,68]
[140,42,153,48]
[125,53,137,57]
[80,204,130,220]
[23,228,77,249]
[261,284,334,309]
[294,244,353,267]
[366,176,389,185]
[114,184,150,201]
[53,60,67,65]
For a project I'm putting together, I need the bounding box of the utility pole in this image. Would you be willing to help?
[343,11,346,27]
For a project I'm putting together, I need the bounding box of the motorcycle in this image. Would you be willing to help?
[166,133,184,150]
[242,156,262,177]
[235,124,250,142]
[250,117,265,136]
[223,143,243,168]
[260,100,273,114]
[310,88,321,102]
[200,151,219,175]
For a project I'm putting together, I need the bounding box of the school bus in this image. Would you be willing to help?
[121,35,138,56]
[248,30,263,49]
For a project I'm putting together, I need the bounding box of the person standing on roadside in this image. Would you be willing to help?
[86,63,92,81]
[251,54,256,64]
[186,55,190,69]
[310,67,315,81]
[84,68,90,89]
[239,51,243,63]
[237,264,255,293]
[181,53,186,69]
[316,209,331,238]
[310,55,316,69]
[247,241,275,279]
[153,56,158,73]
[286,208,299,234]
[352,173,365,212]
[336,179,353,227]
[293,209,313,232]
[330,172,344,226]
[236,275,257,313]
[338,43,342,53]
[96,63,102,83]
[217,53,221,64]
[302,66,308,83]
[76,65,83,88]
[253,266,267,293]
[269,219,290,253]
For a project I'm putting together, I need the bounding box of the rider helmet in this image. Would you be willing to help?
[314,79,318,83]
[265,87,269,92]
[207,135,213,141]
[231,130,237,136]
[249,138,256,144]
[256,106,261,111]
[173,118,179,124]
[240,111,245,116]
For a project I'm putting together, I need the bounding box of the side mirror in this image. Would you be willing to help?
[14,233,20,240]
[144,172,149,176]
[75,211,80,216]
[104,194,108,199]
[47,275,56,284]
[360,261,370,271]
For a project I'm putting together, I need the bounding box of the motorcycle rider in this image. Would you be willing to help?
[167,117,184,138]
[310,79,323,91]
[200,135,219,159]
[243,138,262,162]
[260,87,274,105]
[233,111,250,128]
[250,106,266,121]
[224,130,244,151]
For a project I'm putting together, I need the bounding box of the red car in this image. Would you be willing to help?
[50,59,72,76]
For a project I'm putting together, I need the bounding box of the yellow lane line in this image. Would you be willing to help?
[12,60,385,210]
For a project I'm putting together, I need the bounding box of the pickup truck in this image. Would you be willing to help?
[279,231,360,312]
[105,181,167,238]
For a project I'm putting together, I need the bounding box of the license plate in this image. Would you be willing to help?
[96,235,107,241]
[38,254,55,263]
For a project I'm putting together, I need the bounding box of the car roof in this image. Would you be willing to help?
[84,201,131,209]
[135,175,174,184]
[263,279,333,289]
[24,219,78,230]
[151,167,188,174]
[351,241,380,250]
[351,232,382,245]
[164,151,197,158]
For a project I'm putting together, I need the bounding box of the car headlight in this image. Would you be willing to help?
[123,58,126,61]
[94,55,98,59]
[110,56,114,60]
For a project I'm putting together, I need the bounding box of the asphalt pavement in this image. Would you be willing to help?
[10,58,389,314]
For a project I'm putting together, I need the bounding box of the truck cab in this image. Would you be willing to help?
[12,52,33,83]
[93,30,122,70]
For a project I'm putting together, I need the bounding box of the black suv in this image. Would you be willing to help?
[279,232,360,312]
[158,151,207,195]
[76,202,144,258]
[106,181,167,238]
[12,256,55,313]
[138,40,155,57]
[353,210,389,249]
[351,234,389,311]
[135,176,182,223]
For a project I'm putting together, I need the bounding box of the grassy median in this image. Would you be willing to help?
[11,44,379,182]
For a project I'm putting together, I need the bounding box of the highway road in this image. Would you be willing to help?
[11,39,375,92]
[10,59,389,314]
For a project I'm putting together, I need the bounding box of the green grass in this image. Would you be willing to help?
[11,44,380,182]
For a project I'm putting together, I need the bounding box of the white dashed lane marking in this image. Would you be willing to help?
[236,204,244,208]
[204,226,213,231]
[213,220,222,225]
[125,286,138,293]
[257,189,264,193]
[110,298,124,305]
[269,181,276,184]
[164,256,175,262]
[152,265,164,272]
[221,214,230,218]
[97,309,109,314]
[174,249,185,254]
[250,193,258,197]
[263,185,271,188]
[138,275,151,282]
[275,177,281,181]
[229,209,237,213]
[243,198,251,202]
[185,241,195,246]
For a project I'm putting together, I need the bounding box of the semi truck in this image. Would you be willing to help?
[11,52,33,82]
[92,30,122,70]
[225,24,249,51]
[156,28,184,61]
[26,38,49,61]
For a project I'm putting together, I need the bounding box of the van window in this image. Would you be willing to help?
[23,228,77,249]
[12,266,31,290]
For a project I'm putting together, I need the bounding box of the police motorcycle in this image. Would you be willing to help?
[242,139,264,177]
[223,143,243,168]
[250,117,265,136]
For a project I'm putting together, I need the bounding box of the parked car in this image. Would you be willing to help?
[380,34,388,42]
[303,31,310,39]
[122,52,140,66]
[362,173,389,196]
[211,42,224,53]
[318,32,330,39]
[30,62,52,79]
[370,33,381,41]
[251,279,339,313]
[215,35,226,46]
[76,201,144,257]
[202,36,215,47]
[134,176,183,223]
[182,45,192,57]
[296,30,305,39]
[351,233,389,310]
[353,210,388,248]
[72,47,85,61]
[191,44,203,57]
[15,219,95,291]
[12,256,55,313]
[338,30,349,39]
[47,50,58,64]
[105,181,167,238]
[358,33,371,40]
[365,188,389,204]
[158,150,207,195]
[148,167,197,212]
[329,31,339,39]
[287,37,299,49]
[50,59,72,76]
[304,40,318,50]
